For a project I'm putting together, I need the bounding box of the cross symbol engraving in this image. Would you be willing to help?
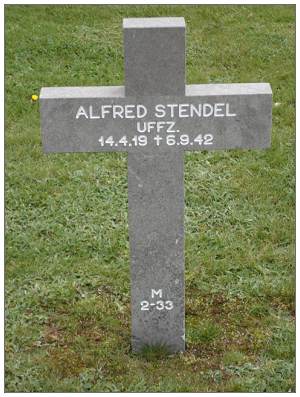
[40,17,272,353]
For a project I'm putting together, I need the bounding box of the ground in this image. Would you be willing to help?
[5,4,295,392]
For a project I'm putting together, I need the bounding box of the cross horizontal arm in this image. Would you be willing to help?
[40,83,272,153]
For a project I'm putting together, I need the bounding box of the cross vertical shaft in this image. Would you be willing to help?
[124,18,186,352]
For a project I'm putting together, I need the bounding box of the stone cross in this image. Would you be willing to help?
[40,17,272,353]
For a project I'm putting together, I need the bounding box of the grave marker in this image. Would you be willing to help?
[40,17,272,353]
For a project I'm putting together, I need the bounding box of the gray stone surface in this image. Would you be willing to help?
[124,17,185,96]
[40,84,272,153]
[123,17,185,29]
[40,85,125,98]
[124,18,186,353]
[128,152,185,352]
[39,17,272,355]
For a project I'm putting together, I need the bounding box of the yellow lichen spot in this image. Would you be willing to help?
[31,94,38,101]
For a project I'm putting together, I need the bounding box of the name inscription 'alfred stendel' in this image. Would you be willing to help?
[73,103,238,148]
[75,103,237,120]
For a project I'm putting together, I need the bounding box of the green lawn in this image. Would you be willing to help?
[5,4,295,392]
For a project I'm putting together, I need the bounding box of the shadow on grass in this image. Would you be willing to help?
[134,344,175,362]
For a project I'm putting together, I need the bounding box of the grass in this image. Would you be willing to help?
[5,4,295,392]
